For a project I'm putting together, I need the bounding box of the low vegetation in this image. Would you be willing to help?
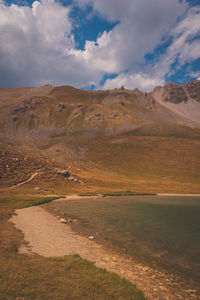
[102,192,156,197]
[0,192,145,300]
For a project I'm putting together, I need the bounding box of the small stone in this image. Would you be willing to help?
[59,170,70,178]
[60,218,67,224]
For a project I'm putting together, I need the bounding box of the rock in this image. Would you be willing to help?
[60,218,67,224]
[184,80,200,103]
[155,82,188,104]
[58,103,66,112]
[76,104,83,108]
[88,236,94,240]
[59,170,70,178]
[68,176,80,183]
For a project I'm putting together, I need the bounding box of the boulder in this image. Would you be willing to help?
[60,218,67,224]
[59,170,70,178]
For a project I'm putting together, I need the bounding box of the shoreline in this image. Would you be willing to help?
[11,205,199,300]
[53,193,200,202]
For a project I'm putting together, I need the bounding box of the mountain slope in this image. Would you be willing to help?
[0,80,200,194]
[151,80,200,125]
[0,82,199,139]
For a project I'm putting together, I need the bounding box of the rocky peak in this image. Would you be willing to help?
[161,82,188,104]
[183,80,200,103]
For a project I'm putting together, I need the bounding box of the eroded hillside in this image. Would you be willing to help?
[0,80,200,194]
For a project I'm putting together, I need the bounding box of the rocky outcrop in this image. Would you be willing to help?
[153,82,188,104]
[151,80,200,125]
[11,98,42,114]
[184,80,200,103]
[58,170,70,178]
[57,170,81,183]
[58,103,66,112]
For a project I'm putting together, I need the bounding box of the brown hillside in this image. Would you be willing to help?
[0,80,199,193]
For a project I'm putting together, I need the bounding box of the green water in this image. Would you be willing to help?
[44,196,200,283]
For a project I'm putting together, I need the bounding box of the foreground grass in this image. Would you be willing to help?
[0,192,145,300]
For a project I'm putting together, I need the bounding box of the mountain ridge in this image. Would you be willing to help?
[0,80,200,140]
[0,79,200,194]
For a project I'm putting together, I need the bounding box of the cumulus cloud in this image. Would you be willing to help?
[103,73,164,92]
[101,4,200,90]
[153,6,200,79]
[0,0,199,90]
[190,71,200,79]
[0,0,102,87]
[74,0,187,74]
[75,0,185,24]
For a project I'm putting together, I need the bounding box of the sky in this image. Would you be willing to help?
[0,0,200,91]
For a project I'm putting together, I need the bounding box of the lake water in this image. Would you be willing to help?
[44,195,200,286]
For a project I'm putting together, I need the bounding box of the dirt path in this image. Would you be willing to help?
[8,171,43,190]
[10,206,199,300]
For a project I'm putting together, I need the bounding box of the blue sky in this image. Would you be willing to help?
[0,0,200,91]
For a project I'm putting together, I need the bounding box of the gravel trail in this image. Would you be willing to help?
[8,171,43,190]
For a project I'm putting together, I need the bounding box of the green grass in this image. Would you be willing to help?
[24,196,64,207]
[0,192,145,300]
[79,193,100,197]
[44,195,200,289]
[102,192,156,197]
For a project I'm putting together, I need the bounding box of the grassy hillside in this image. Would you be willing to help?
[1,132,200,195]
[84,135,200,193]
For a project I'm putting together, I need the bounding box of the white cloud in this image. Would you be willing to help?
[74,0,187,75]
[0,0,199,90]
[103,72,164,92]
[190,71,200,80]
[0,0,102,87]
[154,6,200,79]
[101,5,200,91]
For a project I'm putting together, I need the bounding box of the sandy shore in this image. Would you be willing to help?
[10,205,199,300]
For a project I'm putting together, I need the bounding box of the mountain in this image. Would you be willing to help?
[0,80,200,194]
[151,80,200,125]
